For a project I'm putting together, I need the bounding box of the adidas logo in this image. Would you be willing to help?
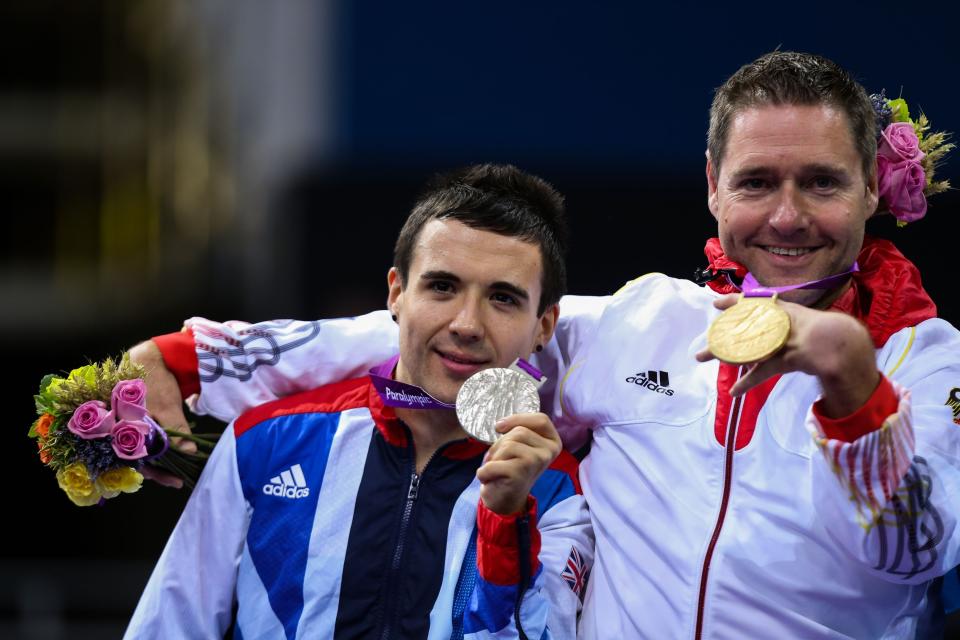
[262,463,311,499]
[625,370,674,396]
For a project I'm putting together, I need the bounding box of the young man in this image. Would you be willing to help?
[125,165,592,639]
[138,52,960,637]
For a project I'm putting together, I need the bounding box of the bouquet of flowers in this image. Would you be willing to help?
[28,353,216,506]
[870,91,953,225]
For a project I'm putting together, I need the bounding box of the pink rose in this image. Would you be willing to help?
[67,400,115,440]
[111,379,147,421]
[877,156,928,223]
[878,122,924,163]
[111,419,152,460]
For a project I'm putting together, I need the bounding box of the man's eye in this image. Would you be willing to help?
[430,281,454,294]
[739,178,768,191]
[810,175,837,190]
[491,292,518,306]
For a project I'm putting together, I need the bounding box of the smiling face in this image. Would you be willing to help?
[388,219,558,404]
[707,103,879,306]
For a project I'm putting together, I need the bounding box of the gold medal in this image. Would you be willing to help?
[707,294,791,364]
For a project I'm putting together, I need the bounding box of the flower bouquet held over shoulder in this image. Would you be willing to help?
[28,354,217,506]
[870,90,954,225]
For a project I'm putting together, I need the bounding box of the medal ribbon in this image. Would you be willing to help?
[737,262,859,297]
[369,355,545,410]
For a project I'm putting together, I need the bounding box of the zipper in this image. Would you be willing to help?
[378,442,441,640]
[694,366,744,640]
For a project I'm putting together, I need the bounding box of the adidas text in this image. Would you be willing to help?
[263,484,311,499]
[625,371,674,396]
[263,463,310,499]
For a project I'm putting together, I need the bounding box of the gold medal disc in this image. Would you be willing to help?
[707,295,791,364]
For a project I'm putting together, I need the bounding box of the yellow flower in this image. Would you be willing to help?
[95,466,143,498]
[56,463,102,507]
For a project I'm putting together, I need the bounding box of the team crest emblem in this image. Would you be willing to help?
[560,545,590,599]
[946,388,960,426]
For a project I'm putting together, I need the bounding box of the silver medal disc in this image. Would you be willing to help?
[455,368,540,444]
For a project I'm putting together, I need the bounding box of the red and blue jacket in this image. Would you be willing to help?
[126,373,592,639]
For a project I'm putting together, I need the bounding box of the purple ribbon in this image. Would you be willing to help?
[369,356,456,410]
[368,355,545,409]
[143,415,170,461]
[515,358,546,383]
[738,262,859,297]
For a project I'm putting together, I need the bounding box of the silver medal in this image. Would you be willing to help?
[456,368,540,444]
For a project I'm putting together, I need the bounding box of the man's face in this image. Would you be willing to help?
[388,219,558,404]
[707,104,878,306]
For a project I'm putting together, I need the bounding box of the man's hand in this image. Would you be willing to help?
[129,339,195,488]
[696,294,880,418]
[476,412,562,515]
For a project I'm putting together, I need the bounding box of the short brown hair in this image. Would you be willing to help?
[708,51,876,180]
[393,164,568,315]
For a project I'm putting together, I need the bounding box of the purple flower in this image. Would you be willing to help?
[67,400,115,440]
[878,156,928,223]
[111,379,147,421]
[878,122,924,163]
[111,419,152,460]
[870,91,893,136]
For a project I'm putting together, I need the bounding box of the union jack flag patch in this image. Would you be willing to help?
[561,545,589,599]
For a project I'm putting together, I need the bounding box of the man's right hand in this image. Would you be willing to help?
[476,412,562,515]
[129,339,195,488]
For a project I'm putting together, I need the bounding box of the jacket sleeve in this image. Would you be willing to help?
[533,294,611,451]
[124,425,248,638]
[157,295,613,430]
[464,452,593,640]
[160,311,400,423]
[809,319,960,584]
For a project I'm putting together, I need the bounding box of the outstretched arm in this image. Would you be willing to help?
[138,294,612,451]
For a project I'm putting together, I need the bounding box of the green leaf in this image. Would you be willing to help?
[887,98,911,124]
[38,374,57,396]
[34,394,58,416]
[69,365,97,385]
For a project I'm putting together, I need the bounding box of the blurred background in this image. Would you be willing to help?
[5,1,959,637]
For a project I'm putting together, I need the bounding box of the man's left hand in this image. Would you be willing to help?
[696,294,880,418]
[476,412,562,515]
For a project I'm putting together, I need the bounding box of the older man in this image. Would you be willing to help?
[138,52,959,637]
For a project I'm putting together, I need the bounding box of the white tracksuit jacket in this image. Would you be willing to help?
[175,267,960,638]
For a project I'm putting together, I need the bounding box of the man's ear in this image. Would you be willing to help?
[864,161,880,220]
[535,303,560,351]
[706,151,720,220]
[387,267,403,317]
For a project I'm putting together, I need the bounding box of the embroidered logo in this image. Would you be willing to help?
[561,545,589,599]
[625,370,675,396]
[262,463,310,499]
[946,388,960,426]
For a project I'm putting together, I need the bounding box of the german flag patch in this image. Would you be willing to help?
[947,388,960,426]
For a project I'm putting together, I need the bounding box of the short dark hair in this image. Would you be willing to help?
[708,51,876,181]
[394,163,568,315]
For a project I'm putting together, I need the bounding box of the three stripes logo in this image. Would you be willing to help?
[262,463,311,499]
[625,370,674,396]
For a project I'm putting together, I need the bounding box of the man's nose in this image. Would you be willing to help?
[768,182,809,235]
[448,298,484,342]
